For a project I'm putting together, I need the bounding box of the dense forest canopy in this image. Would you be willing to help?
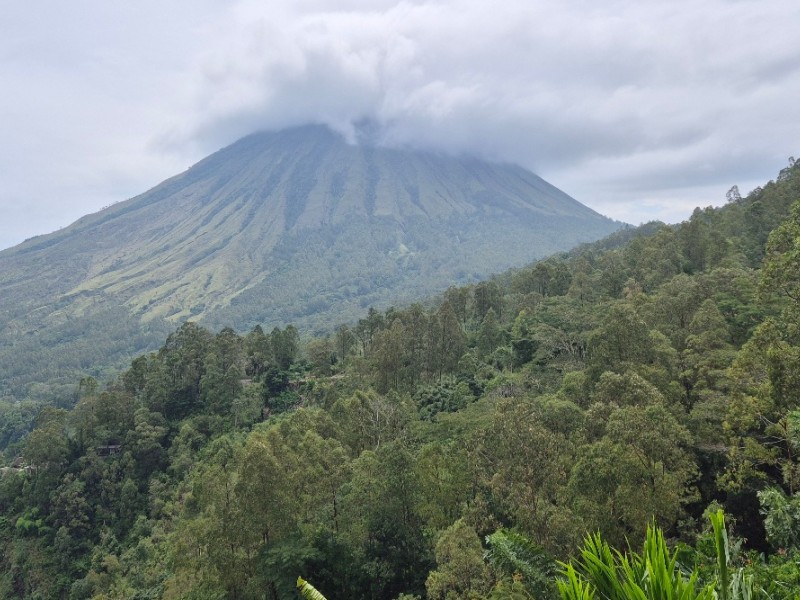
[0,159,799,598]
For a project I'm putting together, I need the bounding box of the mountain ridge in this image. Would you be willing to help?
[0,124,621,396]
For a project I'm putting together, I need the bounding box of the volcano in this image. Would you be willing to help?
[0,124,621,395]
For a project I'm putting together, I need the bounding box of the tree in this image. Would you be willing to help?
[726,185,742,204]
[474,281,503,321]
[307,338,336,376]
[476,398,579,555]
[25,407,69,483]
[681,208,712,273]
[165,436,248,599]
[647,273,704,351]
[444,286,470,329]
[627,227,682,292]
[425,520,492,600]
[569,404,698,544]
[721,205,800,496]
[415,441,472,529]
[339,442,433,599]
[231,383,264,428]
[126,407,169,480]
[334,325,355,364]
[592,371,665,409]
[0,399,39,451]
[158,322,214,420]
[587,303,655,381]
[244,324,272,377]
[271,325,300,370]
[371,320,407,392]
[476,309,503,359]
[761,199,800,323]
[758,487,800,551]
[50,474,92,539]
[200,350,241,415]
[597,251,627,298]
[330,390,414,455]
[568,256,598,305]
[354,307,385,357]
[432,301,466,378]
[681,298,736,410]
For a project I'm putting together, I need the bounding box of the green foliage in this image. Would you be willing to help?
[557,565,594,600]
[708,509,766,600]
[1,159,799,598]
[14,508,47,537]
[761,200,800,319]
[415,382,474,421]
[560,523,716,600]
[757,488,800,551]
[297,577,328,600]
[426,520,492,600]
[485,529,555,599]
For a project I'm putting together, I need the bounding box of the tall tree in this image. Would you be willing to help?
[425,519,492,600]
[271,325,300,371]
[474,281,503,321]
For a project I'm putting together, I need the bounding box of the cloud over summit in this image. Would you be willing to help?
[179,1,799,172]
[1,0,799,248]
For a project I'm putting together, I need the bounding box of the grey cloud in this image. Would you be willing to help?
[1,0,798,249]
[174,0,799,190]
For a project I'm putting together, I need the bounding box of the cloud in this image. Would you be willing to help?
[0,0,798,248]
[156,0,799,224]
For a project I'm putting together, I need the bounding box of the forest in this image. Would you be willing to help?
[0,160,799,599]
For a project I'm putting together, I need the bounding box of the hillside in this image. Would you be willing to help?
[1,159,798,599]
[0,125,620,399]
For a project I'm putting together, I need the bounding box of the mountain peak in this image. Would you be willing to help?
[0,126,621,394]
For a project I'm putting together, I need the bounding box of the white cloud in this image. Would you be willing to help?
[0,0,798,248]
[175,1,800,178]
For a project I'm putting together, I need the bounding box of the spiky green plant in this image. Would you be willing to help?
[708,509,767,600]
[559,523,716,600]
[557,564,595,600]
[710,509,732,600]
[559,511,771,600]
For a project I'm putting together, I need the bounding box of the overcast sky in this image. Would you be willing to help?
[1,0,798,250]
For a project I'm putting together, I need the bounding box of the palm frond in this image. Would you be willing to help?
[486,529,556,598]
[297,576,328,600]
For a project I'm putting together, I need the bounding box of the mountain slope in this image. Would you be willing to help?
[0,125,620,396]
